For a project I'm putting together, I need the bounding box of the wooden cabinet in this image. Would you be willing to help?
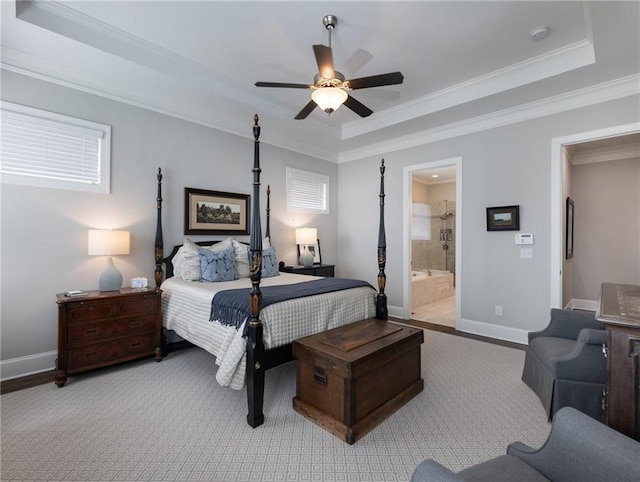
[597,283,640,441]
[279,263,335,277]
[55,288,162,387]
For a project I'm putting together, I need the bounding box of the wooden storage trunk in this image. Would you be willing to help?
[293,318,424,444]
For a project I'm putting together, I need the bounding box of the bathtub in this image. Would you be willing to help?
[411,269,454,307]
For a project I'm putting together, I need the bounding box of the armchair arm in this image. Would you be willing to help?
[528,309,603,342]
[554,328,607,382]
[411,460,461,481]
[508,407,640,482]
[577,328,607,346]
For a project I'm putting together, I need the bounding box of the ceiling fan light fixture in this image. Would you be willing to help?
[312,87,348,114]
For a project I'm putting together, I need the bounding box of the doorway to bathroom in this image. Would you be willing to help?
[406,159,461,328]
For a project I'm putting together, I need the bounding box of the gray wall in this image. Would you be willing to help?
[2,67,639,378]
[570,157,640,300]
[338,96,639,342]
[0,70,338,379]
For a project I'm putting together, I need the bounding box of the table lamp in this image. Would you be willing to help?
[88,229,130,291]
[296,227,317,267]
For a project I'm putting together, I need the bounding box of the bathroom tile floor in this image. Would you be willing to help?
[412,296,456,328]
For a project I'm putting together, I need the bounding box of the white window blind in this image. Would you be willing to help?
[286,167,329,214]
[0,102,111,193]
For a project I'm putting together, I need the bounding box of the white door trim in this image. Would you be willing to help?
[403,157,463,322]
[550,122,640,308]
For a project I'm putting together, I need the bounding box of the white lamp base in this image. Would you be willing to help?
[98,257,123,291]
[299,246,314,267]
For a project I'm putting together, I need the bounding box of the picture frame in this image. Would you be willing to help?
[184,188,250,235]
[566,197,574,259]
[297,239,322,265]
[486,205,520,231]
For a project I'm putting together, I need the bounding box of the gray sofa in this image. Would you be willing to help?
[521,308,607,422]
[411,406,640,481]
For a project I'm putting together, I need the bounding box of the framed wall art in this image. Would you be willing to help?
[184,188,250,235]
[566,197,574,259]
[486,205,520,231]
[297,239,322,264]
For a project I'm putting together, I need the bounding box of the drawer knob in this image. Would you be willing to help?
[130,320,143,328]
[130,341,141,348]
[85,351,98,358]
[85,328,99,336]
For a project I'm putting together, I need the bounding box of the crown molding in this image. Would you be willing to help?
[342,39,596,140]
[571,141,640,165]
[338,74,640,163]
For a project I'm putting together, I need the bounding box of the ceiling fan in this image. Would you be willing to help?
[255,14,404,120]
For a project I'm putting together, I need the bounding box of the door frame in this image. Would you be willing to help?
[403,157,462,321]
[550,122,640,308]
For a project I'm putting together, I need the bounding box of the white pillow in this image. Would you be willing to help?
[171,246,185,277]
[180,239,202,281]
[231,239,251,278]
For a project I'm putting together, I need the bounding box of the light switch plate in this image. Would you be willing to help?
[520,248,533,259]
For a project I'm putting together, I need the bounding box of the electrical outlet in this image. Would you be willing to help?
[495,305,503,316]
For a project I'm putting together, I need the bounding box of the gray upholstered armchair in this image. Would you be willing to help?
[521,308,607,422]
[411,407,640,482]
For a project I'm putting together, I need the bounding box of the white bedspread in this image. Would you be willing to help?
[161,273,376,389]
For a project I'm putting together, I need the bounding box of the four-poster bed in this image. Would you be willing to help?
[154,115,388,428]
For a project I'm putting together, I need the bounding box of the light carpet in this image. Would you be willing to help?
[1,327,550,481]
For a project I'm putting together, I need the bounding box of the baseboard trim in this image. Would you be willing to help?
[0,351,56,382]
[457,318,529,345]
[565,298,599,311]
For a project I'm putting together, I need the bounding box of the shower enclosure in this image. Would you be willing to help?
[412,199,456,275]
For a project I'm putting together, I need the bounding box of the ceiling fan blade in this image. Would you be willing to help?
[346,72,404,90]
[313,45,335,79]
[295,100,317,120]
[255,81,311,89]
[343,95,373,118]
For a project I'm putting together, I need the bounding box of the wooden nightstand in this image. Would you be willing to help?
[279,263,335,277]
[55,288,162,387]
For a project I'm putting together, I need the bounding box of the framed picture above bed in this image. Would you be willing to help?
[184,188,250,235]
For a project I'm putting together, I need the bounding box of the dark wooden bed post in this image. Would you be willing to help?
[155,168,164,289]
[246,114,266,428]
[376,159,388,320]
[266,184,271,240]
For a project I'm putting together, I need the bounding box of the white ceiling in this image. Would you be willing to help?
[2,1,639,163]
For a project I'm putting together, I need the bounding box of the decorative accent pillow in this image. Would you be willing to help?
[180,238,233,281]
[262,246,279,278]
[198,246,236,282]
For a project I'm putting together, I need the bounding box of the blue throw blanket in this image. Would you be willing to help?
[210,278,375,334]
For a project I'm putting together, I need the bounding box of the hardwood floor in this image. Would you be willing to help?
[1,370,56,394]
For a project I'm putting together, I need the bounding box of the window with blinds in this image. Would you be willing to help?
[0,102,111,193]
[286,167,329,214]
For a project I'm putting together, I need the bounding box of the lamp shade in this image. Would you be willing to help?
[311,87,348,114]
[295,228,317,246]
[88,230,130,256]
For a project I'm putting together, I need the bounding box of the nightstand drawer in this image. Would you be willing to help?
[313,266,335,277]
[117,296,157,316]
[67,334,156,371]
[67,314,157,345]
[67,302,114,322]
